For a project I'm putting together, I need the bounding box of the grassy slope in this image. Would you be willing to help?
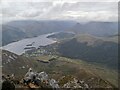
[2,50,118,87]
[54,34,118,69]
[100,36,118,43]
[33,55,118,87]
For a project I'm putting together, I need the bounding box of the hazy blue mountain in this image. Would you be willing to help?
[2,20,76,46]
[5,20,76,37]
[0,24,2,46]
[2,25,27,46]
[2,20,118,46]
[69,22,118,36]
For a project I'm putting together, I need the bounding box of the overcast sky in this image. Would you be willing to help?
[0,0,119,23]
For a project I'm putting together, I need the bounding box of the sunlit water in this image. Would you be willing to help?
[2,33,57,55]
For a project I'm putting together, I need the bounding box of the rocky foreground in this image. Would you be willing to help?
[1,68,115,90]
[1,50,117,89]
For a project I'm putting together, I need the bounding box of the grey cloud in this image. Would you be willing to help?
[61,2,117,12]
[1,1,118,22]
[2,2,53,17]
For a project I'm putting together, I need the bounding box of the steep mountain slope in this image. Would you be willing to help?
[2,25,27,46]
[56,35,118,69]
[1,50,117,88]
[37,34,118,70]
[2,50,34,79]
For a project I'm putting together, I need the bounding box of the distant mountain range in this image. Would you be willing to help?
[2,20,118,46]
[69,22,118,36]
[2,20,76,46]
